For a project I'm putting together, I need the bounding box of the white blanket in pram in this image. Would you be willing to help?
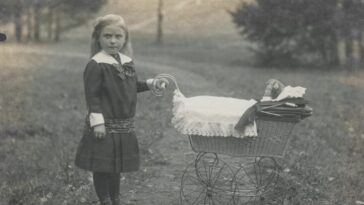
[172,90,258,138]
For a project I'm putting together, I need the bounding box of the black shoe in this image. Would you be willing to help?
[100,198,112,205]
[111,198,121,205]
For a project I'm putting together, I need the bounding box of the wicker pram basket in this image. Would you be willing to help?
[188,118,297,158]
[153,74,306,158]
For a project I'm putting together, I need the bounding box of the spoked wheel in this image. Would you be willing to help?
[233,157,282,204]
[180,153,236,205]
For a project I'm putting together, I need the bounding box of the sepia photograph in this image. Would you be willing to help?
[0,0,363,204]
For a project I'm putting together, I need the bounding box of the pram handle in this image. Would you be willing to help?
[151,73,180,96]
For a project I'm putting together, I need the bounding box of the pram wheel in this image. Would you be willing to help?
[180,152,235,205]
[233,157,282,204]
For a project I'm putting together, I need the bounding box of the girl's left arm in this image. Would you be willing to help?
[136,76,168,93]
[136,80,150,93]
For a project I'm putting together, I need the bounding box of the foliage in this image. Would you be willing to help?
[230,0,364,67]
[0,0,17,23]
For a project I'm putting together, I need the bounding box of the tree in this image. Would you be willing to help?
[156,0,164,44]
[0,0,24,42]
[14,0,23,42]
[0,0,107,42]
[340,0,364,69]
[33,0,42,41]
[0,0,13,24]
[230,0,364,68]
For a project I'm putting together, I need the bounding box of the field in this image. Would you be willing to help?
[1,1,364,204]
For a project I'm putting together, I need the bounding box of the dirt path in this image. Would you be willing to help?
[128,0,196,31]
[4,43,217,93]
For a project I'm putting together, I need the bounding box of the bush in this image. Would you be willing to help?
[230,0,364,67]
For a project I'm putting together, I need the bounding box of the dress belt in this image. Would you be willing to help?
[105,118,135,134]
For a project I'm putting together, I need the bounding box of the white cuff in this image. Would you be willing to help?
[146,78,154,90]
[89,113,105,127]
[261,96,272,102]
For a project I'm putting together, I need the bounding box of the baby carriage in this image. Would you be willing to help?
[154,74,313,205]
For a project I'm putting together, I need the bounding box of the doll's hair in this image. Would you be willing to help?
[90,14,133,57]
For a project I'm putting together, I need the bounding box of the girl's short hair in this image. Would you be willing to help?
[90,14,133,57]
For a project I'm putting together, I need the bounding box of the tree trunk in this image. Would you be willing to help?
[345,32,354,69]
[47,8,53,40]
[54,9,61,42]
[26,8,33,41]
[336,30,347,67]
[359,30,364,66]
[336,0,347,67]
[156,0,164,44]
[318,38,328,66]
[33,3,41,42]
[329,34,339,66]
[14,8,23,42]
[351,29,361,70]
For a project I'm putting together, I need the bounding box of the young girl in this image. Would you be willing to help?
[75,14,167,205]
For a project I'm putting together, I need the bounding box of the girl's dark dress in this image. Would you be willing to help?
[75,51,149,173]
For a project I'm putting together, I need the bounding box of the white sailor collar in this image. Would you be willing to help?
[92,50,133,65]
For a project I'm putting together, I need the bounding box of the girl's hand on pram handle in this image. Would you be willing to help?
[154,78,169,90]
[261,79,285,101]
[148,76,170,96]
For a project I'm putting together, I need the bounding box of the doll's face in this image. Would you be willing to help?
[99,24,126,55]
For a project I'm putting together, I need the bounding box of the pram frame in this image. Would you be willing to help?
[180,117,298,205]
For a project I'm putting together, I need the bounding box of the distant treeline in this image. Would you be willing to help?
[231,0,364,68]
[0,0,107,42]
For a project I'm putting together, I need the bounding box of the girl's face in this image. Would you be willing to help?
[99,24,126,55]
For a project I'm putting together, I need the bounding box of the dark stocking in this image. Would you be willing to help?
[109,173,121,205]
[93,172,111,205]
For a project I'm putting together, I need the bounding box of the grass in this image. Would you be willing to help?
[0,32,363,205]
